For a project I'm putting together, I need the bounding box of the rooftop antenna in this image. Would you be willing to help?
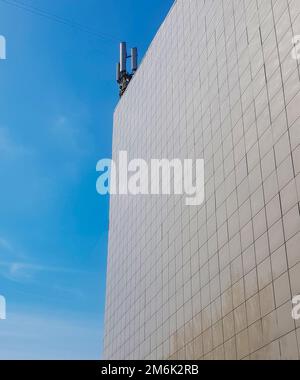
[131,47,138,73]
[120,42,127,74]
[116,42,138,97]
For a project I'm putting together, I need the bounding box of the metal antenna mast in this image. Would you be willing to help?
[116,42,138,97]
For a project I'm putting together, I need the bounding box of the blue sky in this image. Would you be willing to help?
[0,0,173,359]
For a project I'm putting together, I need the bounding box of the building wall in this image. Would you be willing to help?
[104,0,300,359]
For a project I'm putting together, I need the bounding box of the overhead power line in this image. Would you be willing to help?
[0,0,119,42]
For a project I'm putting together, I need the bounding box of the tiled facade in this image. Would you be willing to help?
[104,0,300,360]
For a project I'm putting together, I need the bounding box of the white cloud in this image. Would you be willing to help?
[51,115,91,156]
[0,237,13,253]
[0,127,30,159]
[0,310,102,359]
[0,260,89,283]
[0,234,85,281]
